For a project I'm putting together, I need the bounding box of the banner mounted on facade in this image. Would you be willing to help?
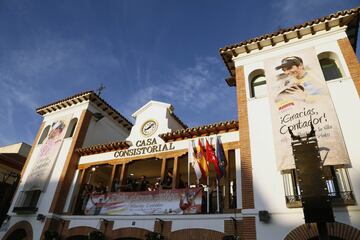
[84,188,203,215]
[264,48,350,170]
[24,115,72,191]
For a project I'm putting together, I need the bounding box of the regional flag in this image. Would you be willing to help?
[197,139,209,179]
[205,139,222,179]
[188,140,202,181]
[216,137,225,179]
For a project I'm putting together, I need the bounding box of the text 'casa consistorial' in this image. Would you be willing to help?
[114,138,175,158]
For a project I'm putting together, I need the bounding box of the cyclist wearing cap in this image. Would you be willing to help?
[274,56,322,110]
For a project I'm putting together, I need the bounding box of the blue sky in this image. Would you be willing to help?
[0,0,359,146]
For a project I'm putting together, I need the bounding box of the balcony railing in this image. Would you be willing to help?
[285,191,355,208]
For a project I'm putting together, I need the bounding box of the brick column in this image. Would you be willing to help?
[235,66,255,210]
[338,37,360,96]
[235,66,257,240]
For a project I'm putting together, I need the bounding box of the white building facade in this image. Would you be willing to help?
[1,6,360,240]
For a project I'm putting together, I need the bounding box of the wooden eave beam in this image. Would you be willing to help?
[231,49,238,57]
[310,26,315,35]
[256,42,263,50]
[270,38,275,46]
[244,45,250,53]
[283,34,289,43]
[296,30,302,39]
[325,22,330,31]
[339,17,344,27]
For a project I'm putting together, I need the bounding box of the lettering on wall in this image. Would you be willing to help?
[114,138,175,158]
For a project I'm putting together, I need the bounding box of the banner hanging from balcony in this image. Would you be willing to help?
[84,187,203,215]
[24,115,72,191]
[264,48,350,170]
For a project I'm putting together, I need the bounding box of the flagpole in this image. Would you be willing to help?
[207,174,209,213]
[187,140,192,188]
[204,138,209,213]
[216,178,220,213]
[215,135,220,213]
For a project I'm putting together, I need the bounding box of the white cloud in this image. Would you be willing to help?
[122,56,231,123]
[270,0,343,27]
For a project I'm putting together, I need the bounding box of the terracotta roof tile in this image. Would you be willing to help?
[36,90,133,130]
[159,120,238,142]
[219,7,360,53]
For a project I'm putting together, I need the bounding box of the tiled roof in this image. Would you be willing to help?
[220,6,360,78]
[76,141,130,156]
[36,90,133,130]
[159,120,238,142]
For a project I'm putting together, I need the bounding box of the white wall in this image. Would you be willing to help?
[234,27,360,239]
[82,103,130,147]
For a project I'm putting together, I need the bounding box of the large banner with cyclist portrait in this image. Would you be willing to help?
[84,187,203,215]
[264,48,349,170]
[24,115,72,191]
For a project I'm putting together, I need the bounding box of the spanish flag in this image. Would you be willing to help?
[197,139,209,179]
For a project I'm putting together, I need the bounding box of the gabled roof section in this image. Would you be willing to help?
[76,141,130,156]
[36,90,133,130]
[220,7,360,78]
[131,100,172,118]
[131,100,188,129]
[159,120,238,142]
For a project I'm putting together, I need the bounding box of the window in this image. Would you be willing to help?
[38,125,50,144]
[65,118,78,138]
[249,69,267,98]
[282,166,355,208]
[318,52,343,81]
[13,190,41,212]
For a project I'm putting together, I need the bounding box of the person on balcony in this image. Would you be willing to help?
[139,175,149,191]
[162,169,173,189]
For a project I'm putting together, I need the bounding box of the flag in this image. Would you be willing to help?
[197,139,209,179]
[216,137,225,179]
[205,139,222,178]
[188,140,202,181]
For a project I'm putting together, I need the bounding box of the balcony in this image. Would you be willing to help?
[285,190,356,208]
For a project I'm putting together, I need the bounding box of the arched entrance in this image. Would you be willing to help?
[170,228,225,240]
[63,226,98,240]
[114,238,142,240]
[65,236,88,240]
[111,227,150,240]
[284,222,360,240]
[2,221,33,240]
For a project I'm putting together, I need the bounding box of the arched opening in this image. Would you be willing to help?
[284,222,360,240]
[114,238,142,240]
[249,69,267,98]
[63,226,98,240]
[4,229,27,240]
[2,221,33,240]
[65,118,78,138]
[318,52,343,81]
[170,228,225,240]
[110,227,150,240]
[65,236,88,240]
[38,125,50,144]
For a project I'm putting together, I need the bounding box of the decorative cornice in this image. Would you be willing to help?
[36,90,133,130]
[159,120,238,142]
